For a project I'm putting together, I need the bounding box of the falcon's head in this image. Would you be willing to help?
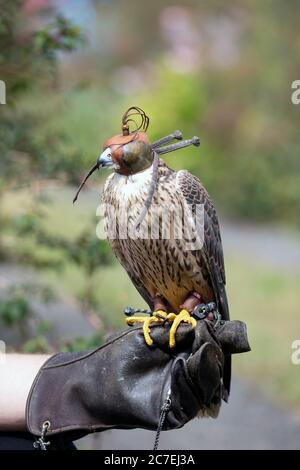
[73,106,200,208]
[98,131,153,176]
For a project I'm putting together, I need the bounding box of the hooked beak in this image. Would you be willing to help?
[73,147,113,204]
[97,147,113,168]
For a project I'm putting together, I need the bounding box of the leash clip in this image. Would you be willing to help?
[33,420,51,451]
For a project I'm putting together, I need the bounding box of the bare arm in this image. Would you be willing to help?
[0,354,50,431]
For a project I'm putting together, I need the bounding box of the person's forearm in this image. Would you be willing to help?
[0,354,50,431]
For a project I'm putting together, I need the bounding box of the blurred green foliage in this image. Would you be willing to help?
[0,0,110,352]
[0,295,30,327]
[0,282,54,350]
[0,0,84,185]
[60,333,104,353]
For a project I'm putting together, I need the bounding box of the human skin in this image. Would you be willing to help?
[0,354,49,430]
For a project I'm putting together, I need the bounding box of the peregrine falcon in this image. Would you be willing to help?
[74,107,231,398]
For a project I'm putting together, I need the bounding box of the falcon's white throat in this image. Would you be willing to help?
[104,163,154,202]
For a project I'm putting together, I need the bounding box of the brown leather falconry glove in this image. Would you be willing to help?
[26,319,250,450]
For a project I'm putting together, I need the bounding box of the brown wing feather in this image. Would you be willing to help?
[177,170,231,397]
[110,240,154,309]
[177,170,229,319]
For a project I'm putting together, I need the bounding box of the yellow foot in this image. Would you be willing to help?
[127,308,196,348]
[169,309,197,349]
[127,310,176,346]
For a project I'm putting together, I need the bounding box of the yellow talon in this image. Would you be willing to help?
[126,310,167,346]
[169,309,197,349]
[166,312,176,322]
[126,315,151,326]
[126,309,196,348]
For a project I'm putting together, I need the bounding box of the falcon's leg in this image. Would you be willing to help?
[153,295,168,313]
[126,296,176,346]
[180,291,204,314]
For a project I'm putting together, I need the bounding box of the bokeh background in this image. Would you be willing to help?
[1,0,300,449]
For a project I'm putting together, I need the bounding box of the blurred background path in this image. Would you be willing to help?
[222,220,300,274]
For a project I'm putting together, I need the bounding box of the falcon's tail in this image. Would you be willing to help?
[218,287,231,400]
